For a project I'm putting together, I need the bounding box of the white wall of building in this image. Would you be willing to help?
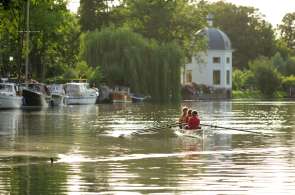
[182,49,232,90]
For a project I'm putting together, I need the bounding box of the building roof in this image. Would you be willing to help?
[197,27,232,50]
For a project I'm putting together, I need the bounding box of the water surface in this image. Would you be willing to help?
[0,100,294,194]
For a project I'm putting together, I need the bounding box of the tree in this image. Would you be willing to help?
[271,52,287,75]
[249,56,282,96]
[0,0,26,77]
[28,0,80,81]
[89,66,102,87]
[81,26,184,102]
[78,0,206,60]
[208,2,276,69]
[79,0,114,32]
[232,69,255,90]
[285,57,295,76]
[271,52,295,76]
[123,0,206,60]
[279,12,295,50]
[0,0,80,81]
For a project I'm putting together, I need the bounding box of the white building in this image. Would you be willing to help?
[182,18,233,96]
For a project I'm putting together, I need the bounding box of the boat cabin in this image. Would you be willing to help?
[0,83,18,96]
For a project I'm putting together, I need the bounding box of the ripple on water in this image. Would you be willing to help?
[0,101,294,194]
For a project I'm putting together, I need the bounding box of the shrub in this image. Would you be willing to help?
[249,56,282,96]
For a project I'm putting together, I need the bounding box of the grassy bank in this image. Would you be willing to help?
[232,90,288,99]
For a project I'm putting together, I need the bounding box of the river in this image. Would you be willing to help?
[0,100,294,194]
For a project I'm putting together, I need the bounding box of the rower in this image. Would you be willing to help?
[186,109,192,123]
[186,110,201,130]
[178,106,188,129]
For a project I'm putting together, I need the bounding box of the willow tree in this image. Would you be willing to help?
[80,27,184,102]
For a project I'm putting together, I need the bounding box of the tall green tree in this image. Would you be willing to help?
[208,1,276,69]
[279,12,295,50]
[81,27,184,102]
[28,0,80,81]
[0,0,80,81]
[124,0,205,59]
[0,0,26,77]
[78,0,206,59]
[249,56,282,96]
[79,0,115,31]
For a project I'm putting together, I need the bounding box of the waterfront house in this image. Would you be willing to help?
[181,14,233,99]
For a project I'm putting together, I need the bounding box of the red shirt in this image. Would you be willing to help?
[187,116,200,129]
[185,115,191,123]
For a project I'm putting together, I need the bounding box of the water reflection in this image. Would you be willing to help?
[0,109,21,137]
[0,101,294,194]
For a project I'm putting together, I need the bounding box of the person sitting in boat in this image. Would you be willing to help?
[186,110,200,130]
[178,106,188,129]
[186,109,192,123]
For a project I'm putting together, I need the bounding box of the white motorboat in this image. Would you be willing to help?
[64,82,98,105]
[0,83,22,109]
[48,84,65,106]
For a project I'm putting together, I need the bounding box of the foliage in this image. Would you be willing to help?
[270,52,295,76]
[0,0,80,81]
[232,69,255,90]
[74,60,93,79]
[208,1,276,69]
[249,57,282,96]
[63,68,78,80]
[81,26,184,102]
[123,0,206,60]
[29,1,80,81]
[275,39,294,59]
[79,0,114,31]
[0,0,26,77]
[285,57,295,76]
[279,12,295,50]
[78,0,206,60]
[282,75,295,88]
[89,66,102,87]
[271,52,287,74]
[232,90,262,99]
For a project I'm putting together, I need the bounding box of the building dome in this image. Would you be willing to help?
[197,27,231,50]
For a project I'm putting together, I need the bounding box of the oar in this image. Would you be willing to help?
[132,122,182,135]
[201,123,273,137]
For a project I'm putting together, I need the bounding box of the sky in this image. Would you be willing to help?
[67,0,295,27]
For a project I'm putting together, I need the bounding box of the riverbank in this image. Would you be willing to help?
[232,90,289,99]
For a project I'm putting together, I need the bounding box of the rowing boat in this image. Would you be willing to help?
[174,128,203,139]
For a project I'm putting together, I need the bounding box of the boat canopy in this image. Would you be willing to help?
[64,83,92,96]
[48,84,65,94]
[0,83,17,95]
[0,83,14,92]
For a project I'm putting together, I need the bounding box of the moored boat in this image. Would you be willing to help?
[64,82,98,105]
[130,94,150,103]
[0,83,22,109]
[22,83,51,106]
[111,86,132,103]
[48,84,65,106]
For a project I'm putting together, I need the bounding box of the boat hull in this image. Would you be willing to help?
[174,128,203,139]
[0,95,22,109]
[22,89,48,106]
[64,96,97,105]
[50,94,64,106]
[131,96,146,103]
